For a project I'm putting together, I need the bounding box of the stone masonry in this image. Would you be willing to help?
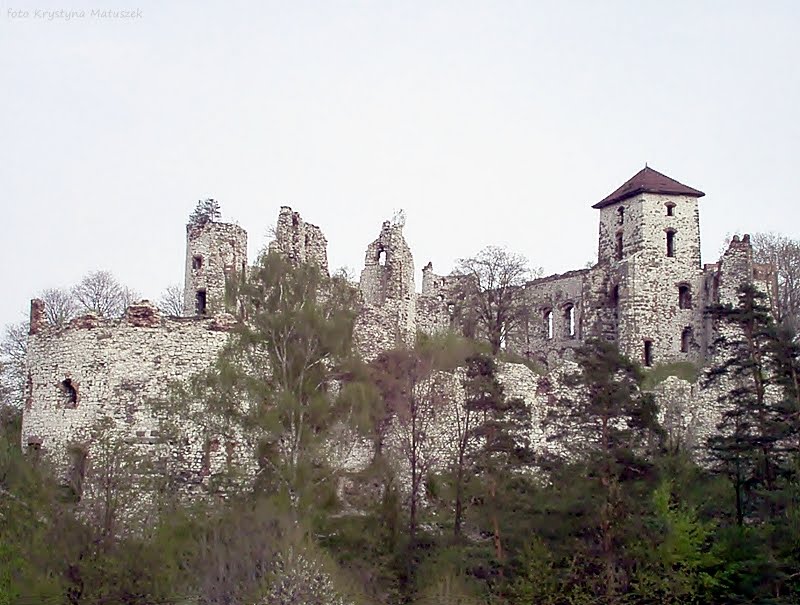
[20,166,779,507]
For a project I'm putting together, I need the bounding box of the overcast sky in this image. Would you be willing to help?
[2,0,799,329]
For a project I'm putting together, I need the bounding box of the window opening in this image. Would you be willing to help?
[643,340,653,367]
[678,284,692,309]
[60,379,78,408]
[564,304,575,338]
[666,203,675,217]
[192,255,203,270]
[617,206,625,225]
[615,231,623,260]
[666,230,676,257]
[378,249,386,266]
[681,327,693,353]
[195,289,207,315]
[543,309,553,340]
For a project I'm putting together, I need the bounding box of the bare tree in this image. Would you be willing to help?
[0,321,28,408]
[158,284,184,316]
[452,246,539,355]
[750,232,800,331]
[72,270,135,317]
[39,287,77,329]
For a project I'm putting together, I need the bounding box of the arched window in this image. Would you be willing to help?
[665,202,675,217]
[678,284,692,309]
[681,326,693,353]
[378,249,386,266]
[666,229,676,257]
[615,231,623,261]
[563,304,576,338]
[543,308,553,340]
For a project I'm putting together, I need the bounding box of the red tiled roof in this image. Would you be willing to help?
[592,166,704,209]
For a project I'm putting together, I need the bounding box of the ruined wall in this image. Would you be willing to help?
[183,221,247,317]
[268,206,329,275]
[355,220,416,359]
[504,269,588,367]
[22,300,238,494]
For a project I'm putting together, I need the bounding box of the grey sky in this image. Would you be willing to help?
[2,0,799,330]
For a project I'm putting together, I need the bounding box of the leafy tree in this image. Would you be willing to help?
[705,283,791,526]
[164,251,361,514]
[0,321,28,409]
[463,354,532,566]
[188,197,222,226]
[545,338,661,601]
[452,246,538,355]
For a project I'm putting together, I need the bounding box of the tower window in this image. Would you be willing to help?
[681,327,693,353]
[563,304,576,338]
[666,203,675,217]
[617,206,624,225]
[678,284,692,309]
[543,308,553,340]
[615,231,623,261]
[59,379,78,408]
[378,250,386,266]
[192,255,203,271]
[643,340,653,367]
[666,230,676,257]
[195,289,207,315]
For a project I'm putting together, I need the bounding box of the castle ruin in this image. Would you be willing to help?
[20,166,777,497]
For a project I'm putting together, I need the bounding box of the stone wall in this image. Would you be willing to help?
[268,206,329,275]
[183,221,248,317]
[22,300,235,493]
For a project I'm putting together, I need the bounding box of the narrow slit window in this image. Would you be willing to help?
[666,203,675,217]
[378,250,386,266]
[617,206,624,225]
[192,255,203,270]
[564,304,575,338]
[543,309,553,340]
[615,231,623,261]
[666,230,676,257]
[643,340,653,367]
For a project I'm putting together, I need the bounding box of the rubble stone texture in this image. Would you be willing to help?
[21,167,780,507]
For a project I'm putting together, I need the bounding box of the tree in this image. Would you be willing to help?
[165,251,360,514]
[464,354,532,566]
[188,198,222,226]
[0,321,28,409]
[705,283,792,526]
[545,339,660,600]
[39,287,77,329]
[72,270,138,318]
[452,246,538,355]
[157,283,184,316]
[751,232,800,331]
[370,348,445,540]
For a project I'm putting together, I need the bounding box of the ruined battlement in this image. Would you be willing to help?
[20,166,779,506]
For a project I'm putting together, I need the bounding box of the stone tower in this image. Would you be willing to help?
[268,206,329,275]
[594,167,705,366]
[183,220,248,316]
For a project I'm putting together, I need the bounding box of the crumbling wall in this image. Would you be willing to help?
[268,206,329,275]
[23,300,239,496]
[355,220,416,359]
[183,221,247,317]
[505,269,588,368]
